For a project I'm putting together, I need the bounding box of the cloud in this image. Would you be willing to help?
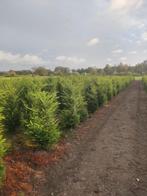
[54,55,87,69]
[143,50,147,53]
[138,23,145,29]
[128,39,133,43]
[107,58,112,62]
[120,56,127,61]
[136,40,142,45]
[0,50,46,66]
[56,56,67,61]
[32,0,49,6]
[56,56,86,64]
[87,38,99,46]
[129,51,137,54]
[142,32,147,41]
[0,0,147,69]
[112,49,123,54]
[110,0,143,11]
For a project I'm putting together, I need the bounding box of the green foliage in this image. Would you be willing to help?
[0,75,132,151]
[112,79,118,96]
[0,111,7,186]
[56,79,88,129]
[42,77,57,92]
[0,133,6,159]
[96,81,108,106]
[2,79,42,132]
[24,91,60,149]
[84,82,98,113]
[106,80,113,100]
[0,79,20,132]
[142,76,147,91]
[3,87,19,131]
[16,79,40,127]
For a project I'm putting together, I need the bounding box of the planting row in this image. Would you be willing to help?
[0,76,132,184]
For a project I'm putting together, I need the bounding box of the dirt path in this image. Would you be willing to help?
[36,81,147,196]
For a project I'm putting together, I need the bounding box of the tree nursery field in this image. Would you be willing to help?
[2,75,147,195]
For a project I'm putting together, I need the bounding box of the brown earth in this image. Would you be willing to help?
[1,81,147,196]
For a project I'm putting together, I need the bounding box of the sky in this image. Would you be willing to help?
[0,0,147,71]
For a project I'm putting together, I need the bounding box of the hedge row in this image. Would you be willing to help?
[0,76,132,148]
[0,110,7,186]
[0,76,132,149]
[0,75,133,183]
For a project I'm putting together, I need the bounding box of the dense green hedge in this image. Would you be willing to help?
[0,75,133,185]
[0,110,7,186]
[24,91,60,149]
[0,76,132,149]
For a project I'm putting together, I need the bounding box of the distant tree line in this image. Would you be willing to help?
[1,60,147,76]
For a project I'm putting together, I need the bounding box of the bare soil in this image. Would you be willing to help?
[35,81,147,196]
